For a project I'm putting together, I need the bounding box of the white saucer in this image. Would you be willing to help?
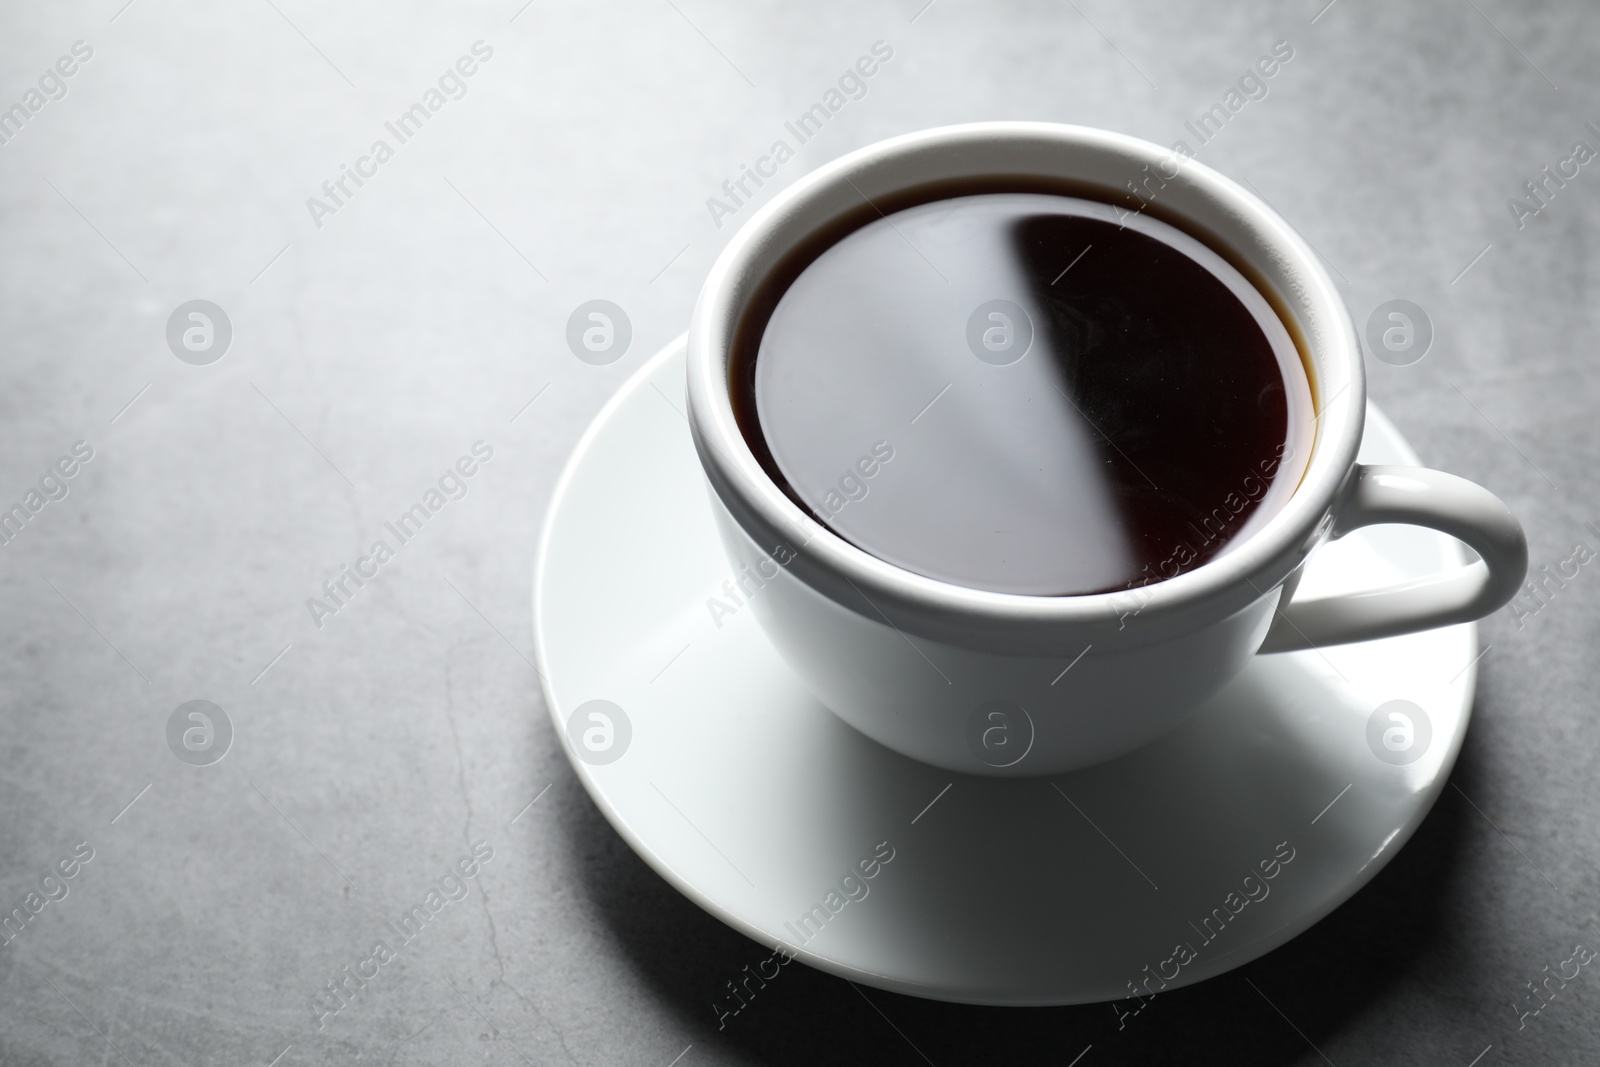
[533,337,1476,1006]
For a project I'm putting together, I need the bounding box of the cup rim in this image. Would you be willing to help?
[686,121,1364,645]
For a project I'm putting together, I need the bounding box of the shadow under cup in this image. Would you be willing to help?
[687,124,1364,776]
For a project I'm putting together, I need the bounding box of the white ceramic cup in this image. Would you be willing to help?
[685,122,1527,777]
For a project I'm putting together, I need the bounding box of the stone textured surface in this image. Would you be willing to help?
[0,1,1596,1064]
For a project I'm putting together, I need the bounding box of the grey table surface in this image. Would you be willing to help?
[2,1,1597,1064]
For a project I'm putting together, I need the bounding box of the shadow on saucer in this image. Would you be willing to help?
[556,726,1478,1066]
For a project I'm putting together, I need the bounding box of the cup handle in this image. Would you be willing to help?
[1258,465,1528,653]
